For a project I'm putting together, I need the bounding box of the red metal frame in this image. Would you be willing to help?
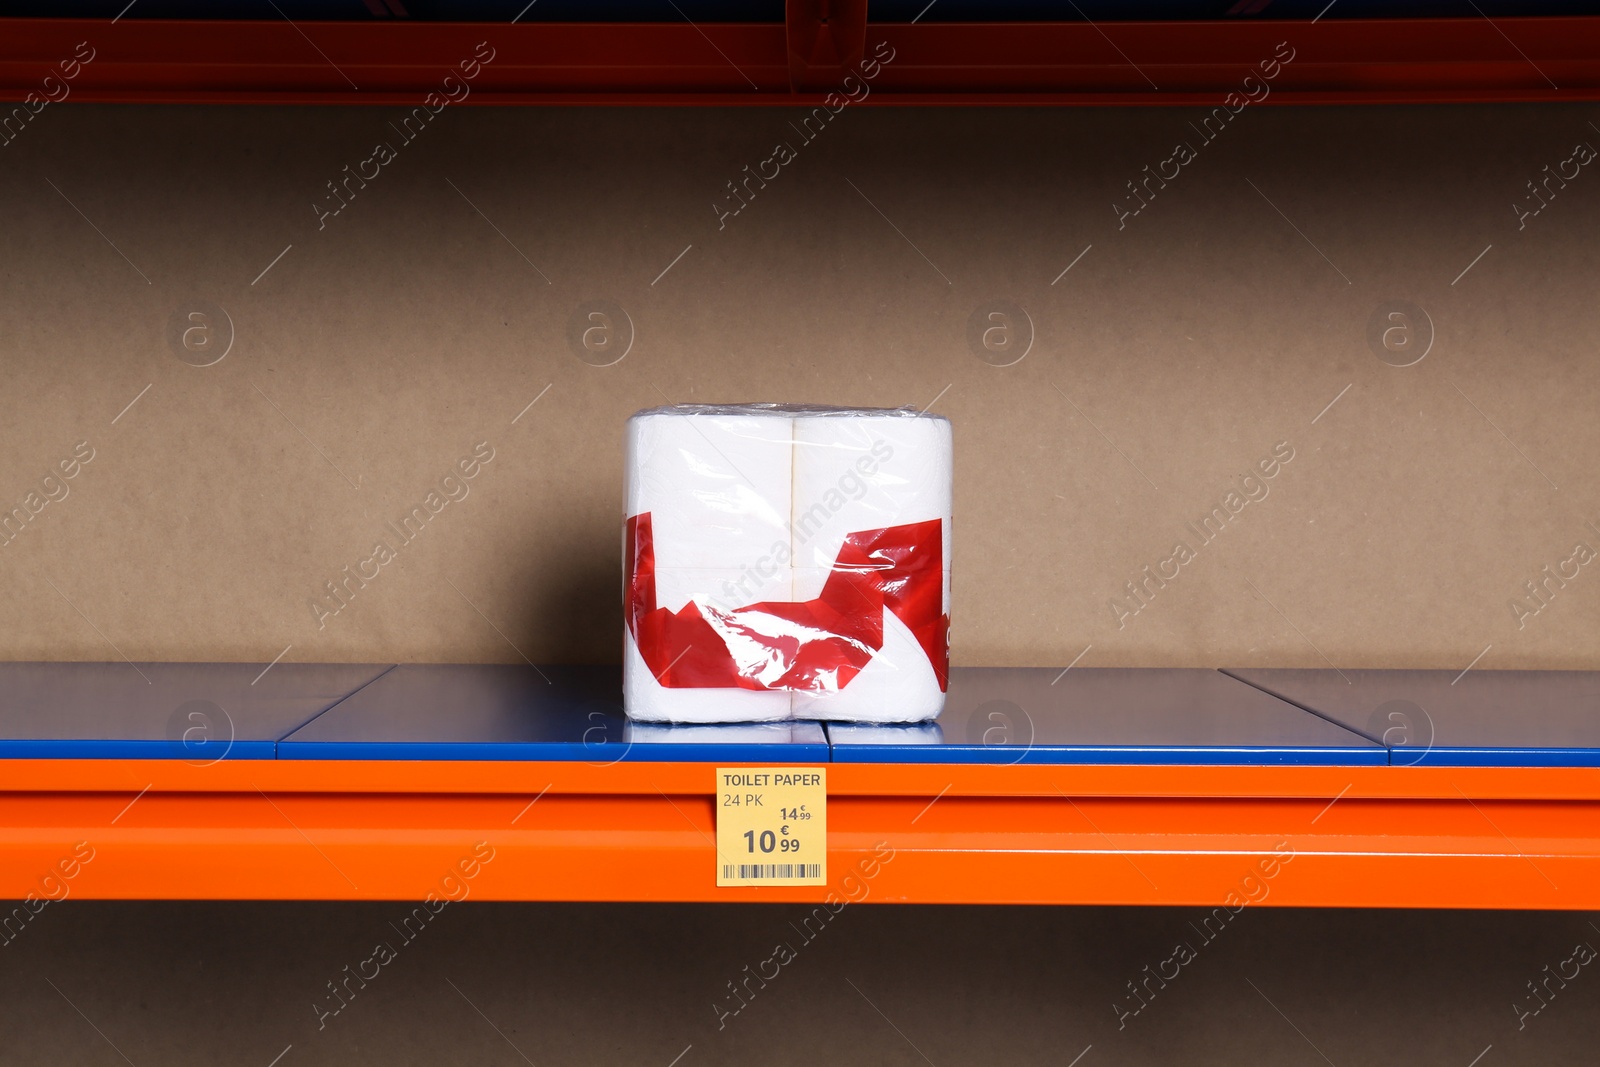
[2,16,1599,105]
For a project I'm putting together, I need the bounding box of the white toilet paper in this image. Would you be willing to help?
[790,413,953,580]
[624,404,951,723]
[789,595,946,722]
[625,720,824,746]
[624,625,792,722]
[625,410,793,569]
[786,414,950,722]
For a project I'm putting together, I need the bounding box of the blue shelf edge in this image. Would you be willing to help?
[277,739,833,763]
[27,741,1600,767]
[824,741,1390,766]
[1388,748,1600,768]
[0,739,278,760]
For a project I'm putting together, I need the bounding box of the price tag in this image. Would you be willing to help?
[715,767,826,886]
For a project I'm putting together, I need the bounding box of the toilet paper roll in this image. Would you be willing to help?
[625,410,793,569]
[654,566,828,691]
[624,565,796,721]
[625,720,819,746]
[790,594,947,722]
[624,625,792,723]
[790,413,952,587]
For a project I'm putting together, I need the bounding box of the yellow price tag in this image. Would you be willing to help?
[715,767,826,886]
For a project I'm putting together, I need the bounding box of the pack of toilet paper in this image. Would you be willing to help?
[623,405,951,723]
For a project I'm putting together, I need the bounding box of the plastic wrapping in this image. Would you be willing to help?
[623,404,952,723]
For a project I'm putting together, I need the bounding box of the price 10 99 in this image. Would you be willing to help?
[743,827,802,854]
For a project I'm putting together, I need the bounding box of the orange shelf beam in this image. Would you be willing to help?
[2,759,1596,909]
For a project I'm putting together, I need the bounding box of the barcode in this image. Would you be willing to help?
[723,863,821,880]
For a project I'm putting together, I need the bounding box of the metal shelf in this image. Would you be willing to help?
[0,662,1595,908]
